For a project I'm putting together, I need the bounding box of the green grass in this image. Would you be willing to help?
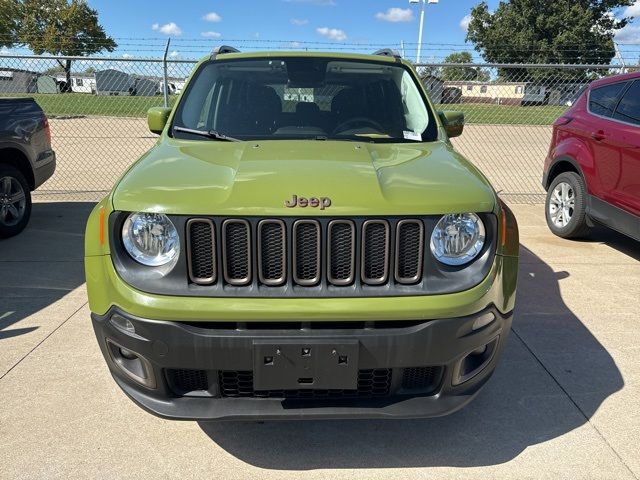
[435,103,568,126]
[2,93,177,118]
[4,93,567,125]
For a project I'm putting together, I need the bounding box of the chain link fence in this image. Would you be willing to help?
[0,54,626,203]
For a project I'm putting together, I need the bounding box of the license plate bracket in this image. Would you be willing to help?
[252,340,359,391]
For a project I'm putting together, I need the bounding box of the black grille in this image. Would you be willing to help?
[219,369,392,398]
[402,366,443,391]
[395,220,424,284]
[258,220,286,285]
[223,220,251,285]
[362,221,389,285]
[186,220,216,284]
[293,220,320,285]
[167,369,209,393]
[186,217,429,290]
[328,220,355,285]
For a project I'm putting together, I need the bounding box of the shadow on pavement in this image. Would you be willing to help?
[0,202,94,341]
[583,226,640,261]
[199,244,623,469]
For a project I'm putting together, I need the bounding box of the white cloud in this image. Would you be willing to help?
[623,1,640,17]
[201,31,222,38]
[169,51,179,58]
[152,22,182,36]
[375,8,413,23]
[122,53,134,59]
[288,41,302,48]
[615,24,640,42]
[203,12,222,22]
[316,27,347,41]
[460,14,472,32]
[291,18,309,25]
[0,47,10,56]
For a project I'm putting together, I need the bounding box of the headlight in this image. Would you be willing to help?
[122,213,180,267]
[430,213,486,266]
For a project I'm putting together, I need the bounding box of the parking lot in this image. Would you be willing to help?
[37,117,551,203]
[1,201,638,479]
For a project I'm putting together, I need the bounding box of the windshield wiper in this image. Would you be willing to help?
[173,126,240,142]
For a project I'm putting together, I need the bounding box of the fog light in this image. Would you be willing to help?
[119,347,137,360]
[106,339,156,389]
[471,345,487,355]
[452,336,500,386]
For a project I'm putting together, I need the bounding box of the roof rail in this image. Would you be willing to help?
[373,48,402,59]
[210,45,241,60]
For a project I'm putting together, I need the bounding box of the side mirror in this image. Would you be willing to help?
[438,110,465,138]
[147,107,172,135]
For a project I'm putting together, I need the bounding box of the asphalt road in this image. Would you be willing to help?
[1,203,639,479]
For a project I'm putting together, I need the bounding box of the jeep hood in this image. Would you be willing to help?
[112,139,497,215]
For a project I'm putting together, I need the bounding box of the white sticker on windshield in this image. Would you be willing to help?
[403,131,422,141]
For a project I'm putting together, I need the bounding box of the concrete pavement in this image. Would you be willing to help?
[0,202,638,479]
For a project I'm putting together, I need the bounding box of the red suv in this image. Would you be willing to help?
[543,72,640,241]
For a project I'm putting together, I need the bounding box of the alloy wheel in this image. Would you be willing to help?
[0,176,27,227]
[548,181,576,228]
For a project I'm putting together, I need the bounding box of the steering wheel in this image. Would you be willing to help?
[332,117,385,136]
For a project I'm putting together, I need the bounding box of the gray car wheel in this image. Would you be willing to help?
[0,165,32,238]
[545,171,590,239]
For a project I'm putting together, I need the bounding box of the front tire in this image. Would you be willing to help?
[0,165,32,239]
[545,171,590,239]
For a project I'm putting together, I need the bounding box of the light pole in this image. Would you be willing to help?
[410,0,438,64]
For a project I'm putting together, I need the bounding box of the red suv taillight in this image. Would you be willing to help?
[43,115,52,145]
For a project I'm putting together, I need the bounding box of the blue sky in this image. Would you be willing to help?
[2,0,639,61]
[85,0,499,60]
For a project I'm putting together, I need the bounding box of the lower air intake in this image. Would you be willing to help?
[219,369,392,399]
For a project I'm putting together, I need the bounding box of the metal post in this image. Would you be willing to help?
[162,39,171,108]
[400,40,405,58]
[416,0,426,63]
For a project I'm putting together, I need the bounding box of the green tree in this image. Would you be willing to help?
[442,51,490,82]
[0,0,21,47]
[466,0,634,81]
[18,0,116,89]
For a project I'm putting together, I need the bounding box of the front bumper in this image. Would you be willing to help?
[92,306,512,420]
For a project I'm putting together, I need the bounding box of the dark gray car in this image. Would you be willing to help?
[0,98,56,237]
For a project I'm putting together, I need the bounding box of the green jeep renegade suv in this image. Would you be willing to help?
[85,47,519,420]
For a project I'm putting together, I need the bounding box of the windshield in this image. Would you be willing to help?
[172,57,437,143]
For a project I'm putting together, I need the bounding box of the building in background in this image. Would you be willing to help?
[95,69,134,96]
[445,80,528,105]
[422,75,444,104]
[36,75,59,94]
[54,74,97,94]
[0,68,38,94]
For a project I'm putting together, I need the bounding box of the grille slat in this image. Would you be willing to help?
[222,220,251,286]
[395,220,424,284]
[327,220,355,286]
[258,220,286,286]
[361,220,390,285]
[293,220,321,286]
[186,219,216,285]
